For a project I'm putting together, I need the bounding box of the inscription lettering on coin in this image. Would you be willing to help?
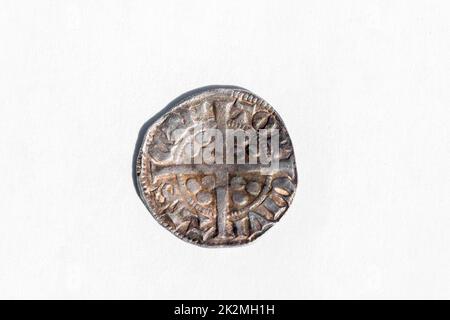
[135,87,297,246]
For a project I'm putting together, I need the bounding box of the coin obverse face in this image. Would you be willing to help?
[134,86,297,247]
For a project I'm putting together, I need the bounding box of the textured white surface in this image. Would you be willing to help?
[0,0,449,299]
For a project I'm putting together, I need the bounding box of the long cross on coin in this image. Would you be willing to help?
[151,101,293,240]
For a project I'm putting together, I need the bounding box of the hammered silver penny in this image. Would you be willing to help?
[134,86,297,247]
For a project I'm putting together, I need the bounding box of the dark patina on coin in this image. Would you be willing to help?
[134,86,297,247]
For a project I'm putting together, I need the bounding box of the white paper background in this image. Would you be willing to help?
[1,0,449,299]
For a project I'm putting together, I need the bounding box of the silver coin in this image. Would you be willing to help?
[134,86,297,247]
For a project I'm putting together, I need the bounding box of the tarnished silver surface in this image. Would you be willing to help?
[134,86,297,247]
